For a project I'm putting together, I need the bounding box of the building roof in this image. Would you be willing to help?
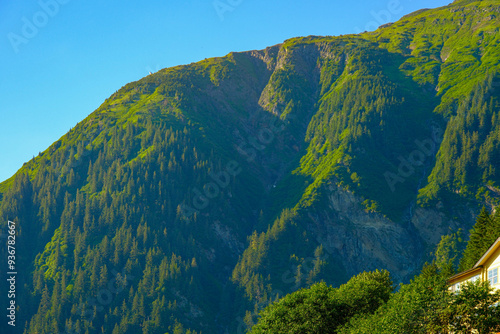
[448,266,482,284]
[447,236,500,285]
[474,236,500,268]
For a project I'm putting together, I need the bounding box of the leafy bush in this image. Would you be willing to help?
[249,270,393,334]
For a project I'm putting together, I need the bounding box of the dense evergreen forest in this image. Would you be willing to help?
[0,0,499,332]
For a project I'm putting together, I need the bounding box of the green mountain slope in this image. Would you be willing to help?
[1,1,499,333]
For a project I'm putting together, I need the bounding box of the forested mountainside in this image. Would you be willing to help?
[1,0,499,333]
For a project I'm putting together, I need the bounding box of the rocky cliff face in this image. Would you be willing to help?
[306,184,476,283]
[311,184,421,282]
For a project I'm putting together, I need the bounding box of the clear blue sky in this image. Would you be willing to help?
[0,0,452,183]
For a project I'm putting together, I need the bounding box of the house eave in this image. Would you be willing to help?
[447,266,483,284]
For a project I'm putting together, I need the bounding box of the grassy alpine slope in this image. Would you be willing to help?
[0,0,499,333]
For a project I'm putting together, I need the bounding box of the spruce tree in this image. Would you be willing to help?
[459,207,492,271]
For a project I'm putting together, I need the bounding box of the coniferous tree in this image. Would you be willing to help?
[459,207,493,271]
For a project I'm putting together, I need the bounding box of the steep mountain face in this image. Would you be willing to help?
[1,1,499,333]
